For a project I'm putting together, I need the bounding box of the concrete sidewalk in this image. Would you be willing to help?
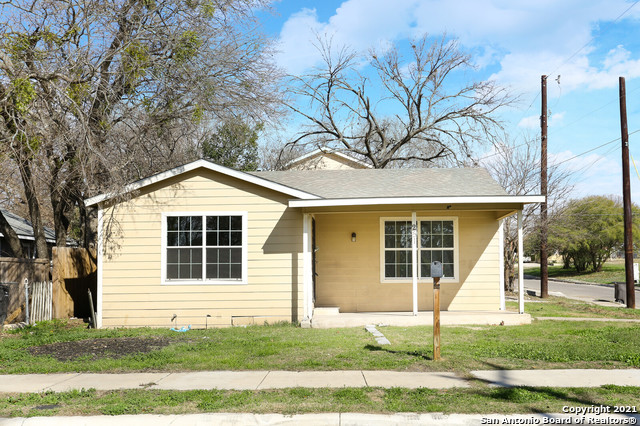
[0,369,638,393]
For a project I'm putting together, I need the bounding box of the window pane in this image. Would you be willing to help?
[179,216,190,231]
[219,216,230,230]
[385,265,395,277]
[397,264,407,277]
[443,250,454,264]
[385,223,395,234]
[420,221,431,235]
[219,248,230,263]
[443,221,454,234]
[230,231,242,246]
[167,232,179,247]
[421,250,431,265]
[230,216,242,230]
[206,216,218,231]
[420,234,431,248]
[385,235,394,248]
[432,250,442,263]
[191,216,202,231]
[192,264,202,279]
[443,235,453,248]
[219,265,230,278]
[206,232,217,246]
[178,264,190,279]
[167,248,178,263]
[192,248,202,263]
[433,235,442,248]
[432,221,442,234]
[219,232,230,246]
[167,217,179,231]
[443,264,454,277]
[178,232,189,246]
[167,264,178,279]
[206,264,218,279]
[230,248,242,263]
[421,264,431,278]
[230,264,241,278]
[397,250,406,263]
[385,251,395,263]
[191,231,203,246]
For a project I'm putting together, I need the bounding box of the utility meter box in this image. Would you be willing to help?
[431,261,443,278]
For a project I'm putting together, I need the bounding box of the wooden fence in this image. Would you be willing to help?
[52,247,97,319]
[0,257,49,323]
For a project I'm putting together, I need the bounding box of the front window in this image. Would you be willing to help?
[163,212,247,284]
[382,218,457,281]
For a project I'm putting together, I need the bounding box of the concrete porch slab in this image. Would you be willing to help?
[311,311,531,328]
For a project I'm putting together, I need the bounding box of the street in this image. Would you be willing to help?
[523,277,640,307]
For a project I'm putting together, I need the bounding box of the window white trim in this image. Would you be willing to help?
[161,211,248,285]
[380,216,459,284]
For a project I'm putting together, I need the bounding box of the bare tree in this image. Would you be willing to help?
[482,136,573,291]
[0,0,285,255]
[286,34,513,168]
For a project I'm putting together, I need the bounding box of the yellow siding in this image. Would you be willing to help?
[314,211,500,312]
[100,169,304,328]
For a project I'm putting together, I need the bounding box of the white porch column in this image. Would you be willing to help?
[411,212,418,315]
[517,210,524,314]
[302,213,313,320]
[499,219,505,311]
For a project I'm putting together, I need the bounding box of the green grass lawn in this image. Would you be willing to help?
[506,297,640,319]
[523,262,632,285]
[2,385,639,417]
[1,314,639,375]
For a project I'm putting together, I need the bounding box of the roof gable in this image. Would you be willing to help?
[84,159,321,207]
[286,149,372,170]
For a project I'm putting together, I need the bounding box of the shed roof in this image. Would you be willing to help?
[253,168,508,199]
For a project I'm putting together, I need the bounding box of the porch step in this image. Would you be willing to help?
[313,307,340,316]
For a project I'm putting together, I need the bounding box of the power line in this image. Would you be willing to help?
[512,1,640,135]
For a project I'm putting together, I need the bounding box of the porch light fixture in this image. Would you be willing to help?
[351,232,357,242]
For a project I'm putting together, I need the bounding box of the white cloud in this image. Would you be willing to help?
[275,0,640,97]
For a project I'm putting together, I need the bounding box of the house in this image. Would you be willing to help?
[85,159,544,328]
[0,209,57,258]
[285,148,372,170]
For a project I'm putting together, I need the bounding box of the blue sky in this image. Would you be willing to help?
[258,0,640,203]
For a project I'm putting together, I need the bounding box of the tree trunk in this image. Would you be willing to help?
[0,211,26,258]
[18,158,49,259]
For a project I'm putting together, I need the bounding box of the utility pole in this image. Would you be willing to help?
[619,76,636,309]
[540,75,549,298]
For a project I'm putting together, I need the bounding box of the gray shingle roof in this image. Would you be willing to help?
[252,168,508,199]
[0,209,56,242]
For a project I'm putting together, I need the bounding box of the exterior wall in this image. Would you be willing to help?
[99,168,303,328]
[288,153,368,170]
[314,210,500,312]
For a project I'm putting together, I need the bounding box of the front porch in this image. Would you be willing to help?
[309,308,531,328]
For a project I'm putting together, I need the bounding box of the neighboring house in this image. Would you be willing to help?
[0,209,57,258]
[85,159,544,328]
[285,148,372,170]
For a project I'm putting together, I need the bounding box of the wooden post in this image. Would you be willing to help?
[620,77,636,309]
[433,276,441,361]
[540,75,549,299]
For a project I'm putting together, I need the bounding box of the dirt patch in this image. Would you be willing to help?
[27,337,173,361]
